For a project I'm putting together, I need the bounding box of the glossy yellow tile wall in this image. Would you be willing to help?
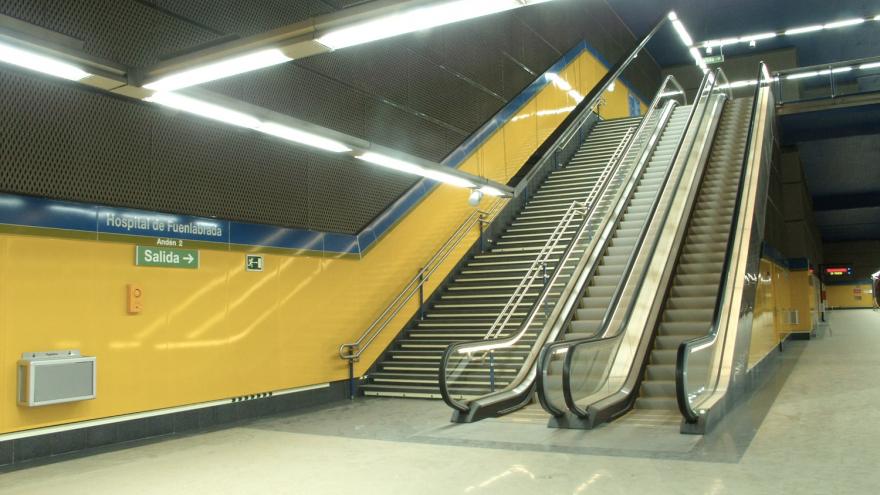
[748,259,778,368]
[826,283,874,309]
[787,270,817,333]
[0,48,647,434]
[748,259,820,368]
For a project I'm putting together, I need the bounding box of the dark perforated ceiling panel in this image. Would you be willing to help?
[0,0,660,234]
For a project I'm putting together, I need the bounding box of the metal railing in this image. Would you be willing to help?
[774,55,880,104]
[676,62,773,424]
[480,128,632,345]
[439,76,687,418]
[338,197,505,394]
[438,128,634,410]
[535,68,730,422]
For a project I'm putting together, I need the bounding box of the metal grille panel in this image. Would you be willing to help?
[0,0,659,234]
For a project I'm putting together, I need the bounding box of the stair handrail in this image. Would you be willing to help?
[481,127,633,344]
[339,197,506,362]
[535,68,729,419]
[439,126,636,412]
[439,74,687,415]
[676,62,772,424]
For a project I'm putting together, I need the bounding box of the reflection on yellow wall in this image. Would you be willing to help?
[748,260,820,368]
[826,283,874,309]
[0,48,646,434]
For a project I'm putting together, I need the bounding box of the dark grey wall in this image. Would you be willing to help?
[0,0,660,234]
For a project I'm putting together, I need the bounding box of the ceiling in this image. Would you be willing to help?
[0,0,657,235]
[799,133,880,241]
[607,0,880,67]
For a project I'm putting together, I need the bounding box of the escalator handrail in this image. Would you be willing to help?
[675,62,771,424]
[536,68,726,417]
[439,75,686,413]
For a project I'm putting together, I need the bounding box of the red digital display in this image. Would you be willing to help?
[824,266,853,277]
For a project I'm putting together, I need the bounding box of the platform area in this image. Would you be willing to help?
[1,310,878,494]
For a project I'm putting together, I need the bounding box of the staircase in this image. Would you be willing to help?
[360,116,642,398]
[635,97,752,410]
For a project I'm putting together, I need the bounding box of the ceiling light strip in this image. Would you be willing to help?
[142,0,561,91]
[0,39,91,81]
[697,14,876,49]
[145,92,507,192]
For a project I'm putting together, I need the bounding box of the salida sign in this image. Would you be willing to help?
[135,246,199,269]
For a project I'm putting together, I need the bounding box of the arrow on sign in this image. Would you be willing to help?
[184,254,195,264]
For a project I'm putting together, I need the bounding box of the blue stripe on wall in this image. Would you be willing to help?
[0,39,648,256]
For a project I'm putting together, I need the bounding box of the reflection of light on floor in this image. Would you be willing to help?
[573,473,603,493]
[464,465,535,492]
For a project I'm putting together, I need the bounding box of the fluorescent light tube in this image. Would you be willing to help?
[689,47,706,68]
[743,32,777,41]
[860,62,880,70]
[672,19,693,46]
[144,49,290,91]
[358,152,475,188]
[831,66,853,73]
[146,92,261,129]
[479,185,505,197]
[786,71,819,80]
[785,25,824,35]
[824,18,865,29]
[318,0,553,50]
[726,80,756,89]
[258,123,351,153]
[0,41,90,81]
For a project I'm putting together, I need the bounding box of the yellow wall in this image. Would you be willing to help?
[0,49,645,434]
[748,260,819,368]
[826,283,874,309]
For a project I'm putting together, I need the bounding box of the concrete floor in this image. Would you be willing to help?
[2,309,879,494]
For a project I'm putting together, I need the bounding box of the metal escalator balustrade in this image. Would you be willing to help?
[439,75,689,422]
[675,62,776,430]
[535,69,733,427]
[359,116,642,398]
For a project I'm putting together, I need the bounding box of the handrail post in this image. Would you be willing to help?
[542,261,549,317]
[829,65,836,98]
[478,212,489,252]
[418,267,425,320]
[489,352,496,393]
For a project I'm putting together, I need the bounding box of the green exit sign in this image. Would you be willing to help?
[135,246,199,269]
[704,54,725,65]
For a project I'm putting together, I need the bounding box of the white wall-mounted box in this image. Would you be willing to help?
[17,350,96,407]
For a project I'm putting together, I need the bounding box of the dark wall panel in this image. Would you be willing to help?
[0,0,660,234]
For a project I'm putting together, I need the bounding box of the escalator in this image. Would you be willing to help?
[637,97,751,411]
[558,106,690,346]
[439,76,692,422]
[535,64,776,433]
[360,116,641,398]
